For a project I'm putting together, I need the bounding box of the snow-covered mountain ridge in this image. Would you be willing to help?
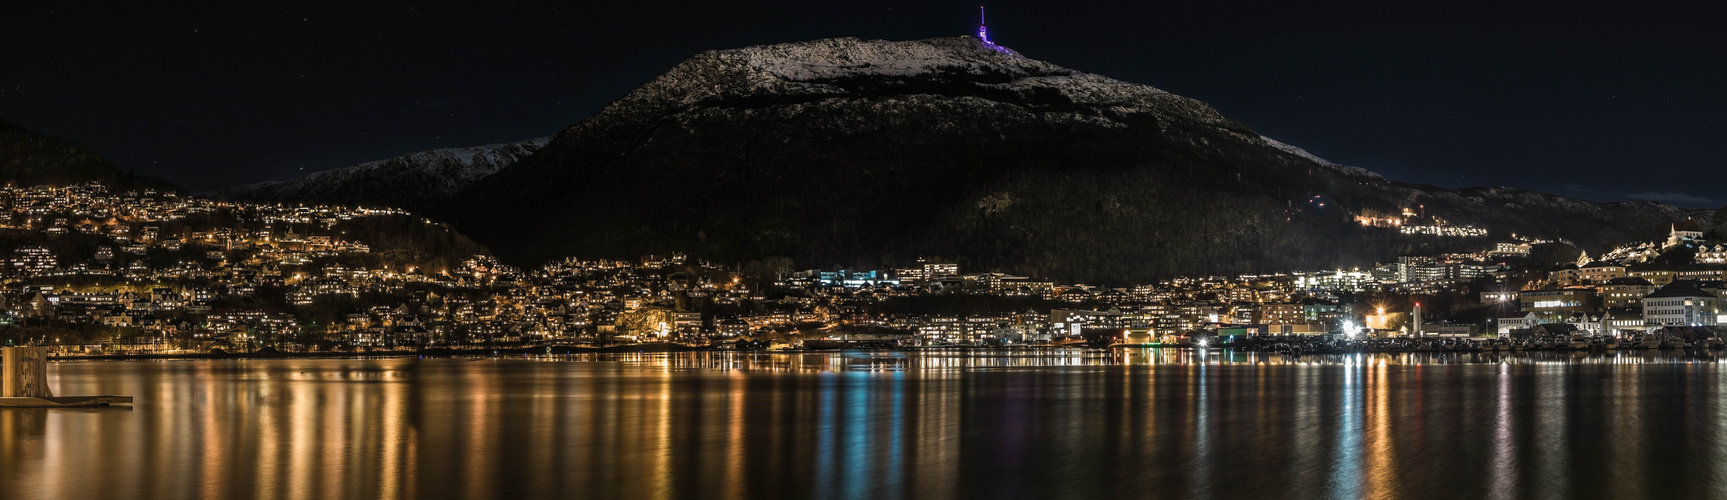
[216,138,547,210]
[584,37,1238,135]
[576,36,1383,180]
[1258,135,1383,180]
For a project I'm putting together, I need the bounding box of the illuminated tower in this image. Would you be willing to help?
[1413,302,1423,338]
[978,6,992,45]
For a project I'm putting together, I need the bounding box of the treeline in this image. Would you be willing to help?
[0,119,185,193]
[330,215,489,273]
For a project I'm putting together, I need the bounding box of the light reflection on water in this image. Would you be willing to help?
[4,350,1727,499]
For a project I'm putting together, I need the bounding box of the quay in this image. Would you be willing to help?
[0,346,133,408]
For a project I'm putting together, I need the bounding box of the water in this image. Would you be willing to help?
[5,350,1727,499]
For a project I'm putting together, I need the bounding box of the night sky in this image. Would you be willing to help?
[5,1,1724,206]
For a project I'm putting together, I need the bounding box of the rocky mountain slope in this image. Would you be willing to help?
[0,119,183,192]
[217,138,547,210]
[425,36,1697,283]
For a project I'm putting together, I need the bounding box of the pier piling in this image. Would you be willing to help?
[2,347,53,398]
[1,347,131,407]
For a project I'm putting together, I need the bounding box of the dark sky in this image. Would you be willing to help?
[4,1,1725,206]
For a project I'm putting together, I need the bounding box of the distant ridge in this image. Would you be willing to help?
[0,119,183,192]
[215,138,548,211]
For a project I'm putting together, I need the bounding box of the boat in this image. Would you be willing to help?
[1567,335,1590,351]
[1638,334,1659,350]
[1707,338,1725,350]
[1602,337,1620,350]
[1661,337,1688,350]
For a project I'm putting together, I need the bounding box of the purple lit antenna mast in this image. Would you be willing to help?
[977,6,992,45]
[975,5,1008,53]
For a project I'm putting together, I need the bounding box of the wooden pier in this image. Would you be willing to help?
[0,396,133,408]
[0,347,132,408]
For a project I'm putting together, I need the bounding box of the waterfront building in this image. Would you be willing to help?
[1050,308,1125,337]
[917,316,966,343]
[716,317,749,337]
[1519,288,1598,322]
[1258,302,1305,325]
[1605,308,1644,334]
[1302,300,1350,322]
[1641,281,1721,329]
[1422,323,1478,337]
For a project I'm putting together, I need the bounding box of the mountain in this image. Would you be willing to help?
[437,36,1698,284]
[0,119,183,192]
[217,138,548,210]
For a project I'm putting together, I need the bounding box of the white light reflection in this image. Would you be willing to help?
[1330,354,1364,498]
[1490,362,1515,500]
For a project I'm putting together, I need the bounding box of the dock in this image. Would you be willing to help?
[1,347,132,408]
[0,396,133,408]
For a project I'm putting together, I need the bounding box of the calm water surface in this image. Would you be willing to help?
[6,350,1727,499]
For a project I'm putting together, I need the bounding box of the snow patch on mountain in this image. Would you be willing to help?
[578,36,1241,136]
[1259,135,1384,180]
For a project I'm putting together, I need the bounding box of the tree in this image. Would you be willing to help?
[1710,206,1727,240]
[1526,242,1582,271]
[740,256,797,288]
[615,307,675,338]
[761,256,795,282]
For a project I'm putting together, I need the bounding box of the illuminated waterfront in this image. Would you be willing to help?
[7,350,1727,498]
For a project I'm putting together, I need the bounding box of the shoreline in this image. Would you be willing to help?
[32,344,1727,362]
[38,343,1107,362]
[44,343,713,361]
